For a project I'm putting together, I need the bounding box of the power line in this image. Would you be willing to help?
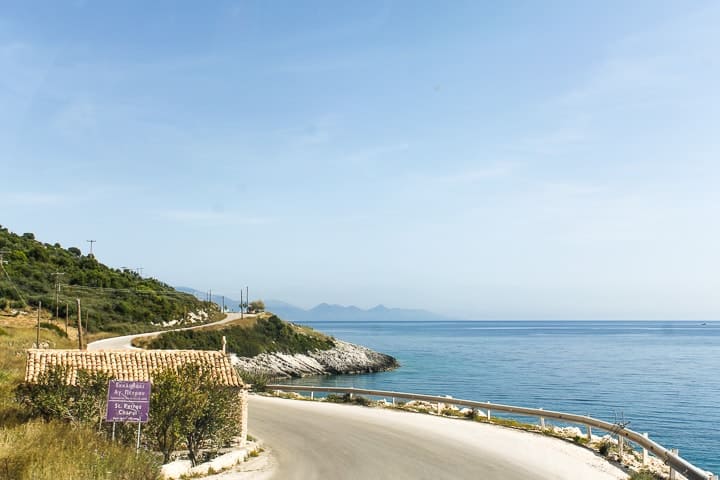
[0,249,27,306]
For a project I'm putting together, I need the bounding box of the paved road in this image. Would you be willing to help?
[87,312,248,350]
[248,395,627,480]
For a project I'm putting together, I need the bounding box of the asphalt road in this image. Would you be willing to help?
[247,395,627,480]
[87,312,247,350]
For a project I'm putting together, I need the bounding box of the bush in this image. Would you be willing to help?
[629,472,658,480]
[237,368,274,392]
[39,322,68,338]
[146,365,242,466]
[15,366,110,427]
[146,315,335,356]
[598,441,611,456]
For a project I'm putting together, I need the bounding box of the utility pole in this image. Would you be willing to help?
[36,301,41,348]
[246,286,249,312]
[76,298,83,350]
[240,289,244,320]
[86,240,96,257]
[209,289,212,305]
[65,301,69,334]
[136,267,143,277]
[222,295,225,312]
[51,272,65,319]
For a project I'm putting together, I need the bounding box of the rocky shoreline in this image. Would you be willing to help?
[230,339,399,378]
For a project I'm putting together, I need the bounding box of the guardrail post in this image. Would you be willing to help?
[586,425,592,442]
[539,408,545,429]
[486,408,491,420]
[669,449,678,480]
[641,433,648,465]
[310,391,314,400]
[618,435,624,460]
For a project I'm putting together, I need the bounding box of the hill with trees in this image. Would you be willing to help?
[0,225,217,333]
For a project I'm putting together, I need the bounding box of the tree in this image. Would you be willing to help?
[146,365,242,465]
[248,300,265,313]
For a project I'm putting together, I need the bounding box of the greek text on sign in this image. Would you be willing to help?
[106,380,151,423]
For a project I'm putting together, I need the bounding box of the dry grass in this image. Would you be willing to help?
[0,421,160,480]
[0,327,159,479]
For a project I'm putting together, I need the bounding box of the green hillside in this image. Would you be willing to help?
[0,225,218,333]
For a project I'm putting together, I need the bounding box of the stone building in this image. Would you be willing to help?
[24,348,248,445]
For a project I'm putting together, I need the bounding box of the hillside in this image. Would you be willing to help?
[137,313,399,378]
[0,225,217,334]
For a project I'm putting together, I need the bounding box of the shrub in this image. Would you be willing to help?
[236,368,274,392]
[15,366,110,427]
[598,441,611,456]
[629,471,658,480]
[145,365,242,466]
[39,322,68,338]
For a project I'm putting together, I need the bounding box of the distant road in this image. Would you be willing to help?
[248,395,628,480]
[87,312,248,350]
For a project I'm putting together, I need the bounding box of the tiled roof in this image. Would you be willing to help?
[24,349,244,387]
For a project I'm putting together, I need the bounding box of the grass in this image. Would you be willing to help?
[629,471,659,480]
[0,326,160,479]
[0,421,160,480]
[141,314,335,356]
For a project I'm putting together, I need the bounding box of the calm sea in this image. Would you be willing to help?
[281,321,719,474]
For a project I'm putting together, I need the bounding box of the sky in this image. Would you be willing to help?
[1,1,719,319]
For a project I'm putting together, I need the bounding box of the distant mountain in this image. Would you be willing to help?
[175,286,242,312]
[264,299,448,322]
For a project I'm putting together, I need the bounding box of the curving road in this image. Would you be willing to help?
[87,316,627,480]
[248,395,628,480]
[87,312,248,350]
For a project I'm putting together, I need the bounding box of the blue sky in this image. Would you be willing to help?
[2,1,719,319]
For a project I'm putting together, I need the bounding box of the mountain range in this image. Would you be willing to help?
[175,287,447,322]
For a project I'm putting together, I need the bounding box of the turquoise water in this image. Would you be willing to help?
[282,321,720,473]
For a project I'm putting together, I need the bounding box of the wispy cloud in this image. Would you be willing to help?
[423,164,513,185]
[156,209,271,226]
[0,192,69,206]
[343,143,410,165]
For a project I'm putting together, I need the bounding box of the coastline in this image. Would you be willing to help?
[231,339,399,378]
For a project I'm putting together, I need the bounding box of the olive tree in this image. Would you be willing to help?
[146,364,242,465]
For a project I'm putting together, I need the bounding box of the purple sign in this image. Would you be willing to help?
[106,380,151,423]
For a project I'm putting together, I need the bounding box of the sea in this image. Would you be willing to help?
[279,320,719,474]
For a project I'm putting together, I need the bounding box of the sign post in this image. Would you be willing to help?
[106,380,151,452]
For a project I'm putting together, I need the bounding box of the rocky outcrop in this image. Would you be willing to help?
[230,340,399,378]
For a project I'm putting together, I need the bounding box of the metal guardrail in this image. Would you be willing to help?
[267,384,714,480]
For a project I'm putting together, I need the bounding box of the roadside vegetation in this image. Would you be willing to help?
[0,226,218,334]
[141,314,335,356]
[0,325,159,480]
[1,324,246,478]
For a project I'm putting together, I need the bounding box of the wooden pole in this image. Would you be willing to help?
[36,301,41,347]
[65,302,69,334]
[76,298,83,350]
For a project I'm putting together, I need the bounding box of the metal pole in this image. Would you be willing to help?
[112,422,116,442]
[136,422,141,453]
